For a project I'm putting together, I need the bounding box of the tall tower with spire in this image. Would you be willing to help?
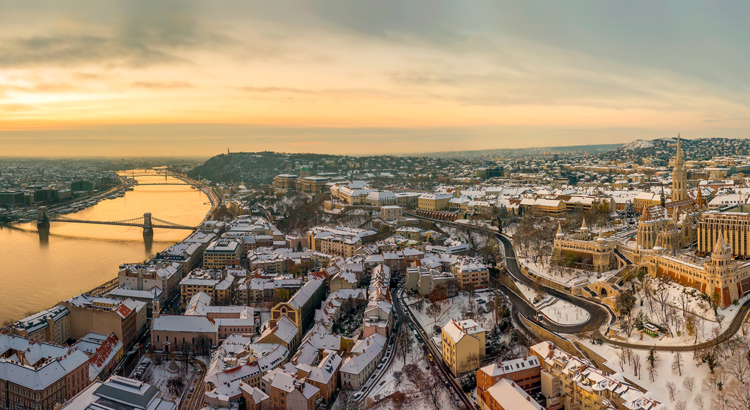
[672,134,688,202]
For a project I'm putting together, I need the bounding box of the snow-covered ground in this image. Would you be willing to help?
[540,299,590,325]
[580,339,716,410]
[406,292,496,355]
[360,339,463,410]
[136,357,197,407]
[612,280,750,347]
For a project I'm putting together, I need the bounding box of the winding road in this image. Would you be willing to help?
[404,212,750,351]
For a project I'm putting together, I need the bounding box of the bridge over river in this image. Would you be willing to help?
[35,206,196,236]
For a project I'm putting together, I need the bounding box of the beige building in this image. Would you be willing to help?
[405,266,456,296]
[203,239,242,269]
[418,193,452,211]
[274,174,298,190]
[260,368,321,410]
[441,319,485,375]
[380,205,403,221]
[179,269,235,308]
[531,341,661,410]
[450,258,489,289]
[151,315,218,352]
[11,305,70,345]
[297,176,329,194]
[63,295,140,349]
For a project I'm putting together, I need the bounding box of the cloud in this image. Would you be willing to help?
[131,81,194,89]
[0,104,34,112]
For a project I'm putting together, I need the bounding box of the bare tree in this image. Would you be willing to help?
[633,354,642,380]
[674,400,687,410]
[682,376,695,392]
[666,381,677,402]
[672,351,684,376]
[693,394,704,410]
[724,378,750,409]
[617,348,627,371]
[396,331,414,365]
[725,351,750,383]
[677,292,691,316]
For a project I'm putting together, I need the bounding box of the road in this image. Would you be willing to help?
[404,212,611,334]
[497,234,612,333]
[396,286,479,410]
[595,298,750,352]
[356,301,402,403]
[407,212,750,351]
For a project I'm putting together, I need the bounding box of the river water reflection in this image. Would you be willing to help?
[0,171,210,324]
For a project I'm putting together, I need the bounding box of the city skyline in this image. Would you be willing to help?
[3,1,750,156]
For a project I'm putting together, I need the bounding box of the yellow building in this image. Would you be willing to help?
[418,193,452,211]
[441,319,486,375]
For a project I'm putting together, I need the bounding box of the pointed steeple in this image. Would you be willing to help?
[580,217,589,232]
[714,233,730,257]
[556,221,565,238]
[675,133,683,166]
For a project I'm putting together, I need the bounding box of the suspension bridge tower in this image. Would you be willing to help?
[37,206,50,229]
[143,212,154,237]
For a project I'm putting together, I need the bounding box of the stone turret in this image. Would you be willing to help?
[580,218,589,233]
[556,221,565,238]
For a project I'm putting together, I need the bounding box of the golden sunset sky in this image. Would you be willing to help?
[2,1,750,156]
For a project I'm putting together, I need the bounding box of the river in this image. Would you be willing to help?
[0,170,211,324]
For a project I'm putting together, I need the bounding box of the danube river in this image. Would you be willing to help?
[0,171,211,324]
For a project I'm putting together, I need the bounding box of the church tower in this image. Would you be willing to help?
[672,134,688,202]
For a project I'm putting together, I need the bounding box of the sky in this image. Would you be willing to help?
[1,1,750,157]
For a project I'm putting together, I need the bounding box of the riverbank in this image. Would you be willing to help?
[0,172,212,324]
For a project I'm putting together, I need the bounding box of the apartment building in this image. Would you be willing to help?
[237,274,302,305]
[63,295,141,349]
[203,239,242,269]
[0,334,90,410]
[481,379,544,410]
[294,352,342,403]
[260,368,321,410]
[451,258,489,289]
[204,335,289,408]
[477,356,541,410]
[441,319,486,375]
[531,341,661,410]
[11,305,70,345]
[117,262,183,299]
[340,333,387,390]
[179,268,235,308]
[405,266,456,296]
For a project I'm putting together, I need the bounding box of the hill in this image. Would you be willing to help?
[417,143,622,159]
[599,137,750,162]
